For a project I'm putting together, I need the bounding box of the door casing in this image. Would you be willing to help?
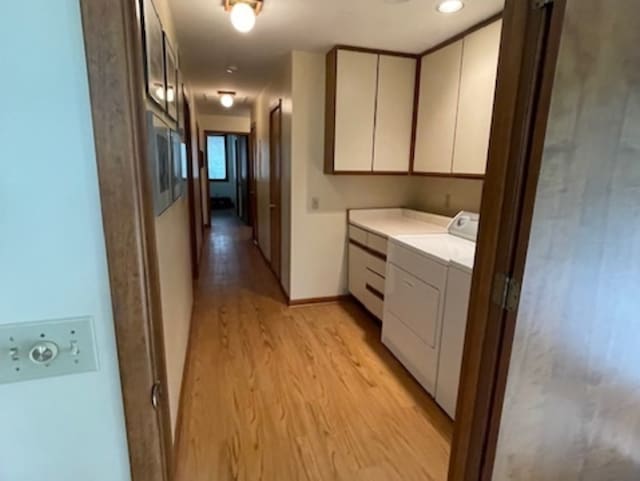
[269,100,283,280]
[79,0,174,479]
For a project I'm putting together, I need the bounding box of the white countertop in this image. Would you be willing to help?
[348,208,451,238]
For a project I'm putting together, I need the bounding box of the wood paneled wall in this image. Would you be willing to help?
[492,0,640,479]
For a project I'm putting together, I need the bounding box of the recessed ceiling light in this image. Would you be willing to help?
[437,0,464,14]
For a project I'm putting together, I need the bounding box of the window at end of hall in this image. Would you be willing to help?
[207,135,227,181]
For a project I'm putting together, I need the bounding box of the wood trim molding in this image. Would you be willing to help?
[324,48,338,174]
[409,56,422,172]
[420,12,504,57]
[79,0,173,480]
[333,44,417,59]
[288,295,350,307]
[411,172,485,180]
[332,171,411,176]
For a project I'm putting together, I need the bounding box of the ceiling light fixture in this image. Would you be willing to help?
[219,91,236,108]
[436,0,464,14]
[224,0,263,33]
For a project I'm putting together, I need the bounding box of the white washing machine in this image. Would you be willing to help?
[382,212,478,404]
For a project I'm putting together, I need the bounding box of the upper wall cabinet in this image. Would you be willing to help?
[373,55,416,173]
[413,40,463,174]
[453,20,502,175]
[325,48,417,174]
[413,19,502,177]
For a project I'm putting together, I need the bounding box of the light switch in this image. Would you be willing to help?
[0,317,98,384]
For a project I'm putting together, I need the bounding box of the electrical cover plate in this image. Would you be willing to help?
[0,317,98,384]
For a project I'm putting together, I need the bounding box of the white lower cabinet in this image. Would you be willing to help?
[435,266,472,419]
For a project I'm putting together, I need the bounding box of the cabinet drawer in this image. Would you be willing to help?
[386,264,441,347]
[365,268,385,295]
[388,242,447,288]
[349,225,368,245]
[367,232,388,256]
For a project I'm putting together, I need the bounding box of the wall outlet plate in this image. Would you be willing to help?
[0,316,98,384]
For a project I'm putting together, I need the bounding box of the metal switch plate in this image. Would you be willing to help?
[0,317,98,384]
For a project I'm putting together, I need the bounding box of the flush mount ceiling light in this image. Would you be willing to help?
[224,0,263,33]
[436,0,464,13]
[219,91,236,108]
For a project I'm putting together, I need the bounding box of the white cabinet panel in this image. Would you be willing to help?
[373,55,416,172]
[382,311,438,394]
[386,264,441,347]
[413,40,463,174]
[334,50,378,172]
[453,20,502,174]
[436,267,472,419]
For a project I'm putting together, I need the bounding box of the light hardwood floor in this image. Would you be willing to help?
[174,212,453,481]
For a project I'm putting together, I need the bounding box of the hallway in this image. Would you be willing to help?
[174,213,453,481]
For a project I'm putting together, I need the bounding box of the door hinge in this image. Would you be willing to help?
[492,273,521,312]
[533,0,554,9]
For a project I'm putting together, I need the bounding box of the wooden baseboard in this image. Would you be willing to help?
[288,295,350,307]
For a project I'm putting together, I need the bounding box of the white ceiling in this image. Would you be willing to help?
[168,0,504,116]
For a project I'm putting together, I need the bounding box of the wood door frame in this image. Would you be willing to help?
[448,1,566,481]
[203,130,250,217]
[79,0,173,480]
[183,90,198,279]
[248,122,258,242]
[268,100,283,280]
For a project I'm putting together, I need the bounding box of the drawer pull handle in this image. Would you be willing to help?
[366,284,384,301]
[403,280,415,288]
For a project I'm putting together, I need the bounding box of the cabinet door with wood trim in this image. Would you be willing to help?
[413,40,463,174]
[373,55,416,173]
[333,50,378,172]
[452,20,502,175]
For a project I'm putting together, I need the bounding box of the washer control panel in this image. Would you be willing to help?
[0,317,98,384]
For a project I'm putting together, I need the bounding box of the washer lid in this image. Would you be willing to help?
[448,211,480,242]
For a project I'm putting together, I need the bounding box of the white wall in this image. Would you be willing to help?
[252,54,293,295]
[146,0,194,437]
[0,1,131,480]
[154,197,193,436]
[200,114,251,133]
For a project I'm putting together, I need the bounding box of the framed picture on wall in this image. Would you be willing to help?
[140,0,166,109]
[164,33,178,121]
[146,112,172,215]
[170,130,184,200]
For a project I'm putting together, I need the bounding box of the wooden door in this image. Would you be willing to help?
[452,20,502,175]
[491,1,640,479]
[269,101,282,279]
[413,41,463,174]
[372,55,415,173]
[248,123,258,242]
[333,49,378,172]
